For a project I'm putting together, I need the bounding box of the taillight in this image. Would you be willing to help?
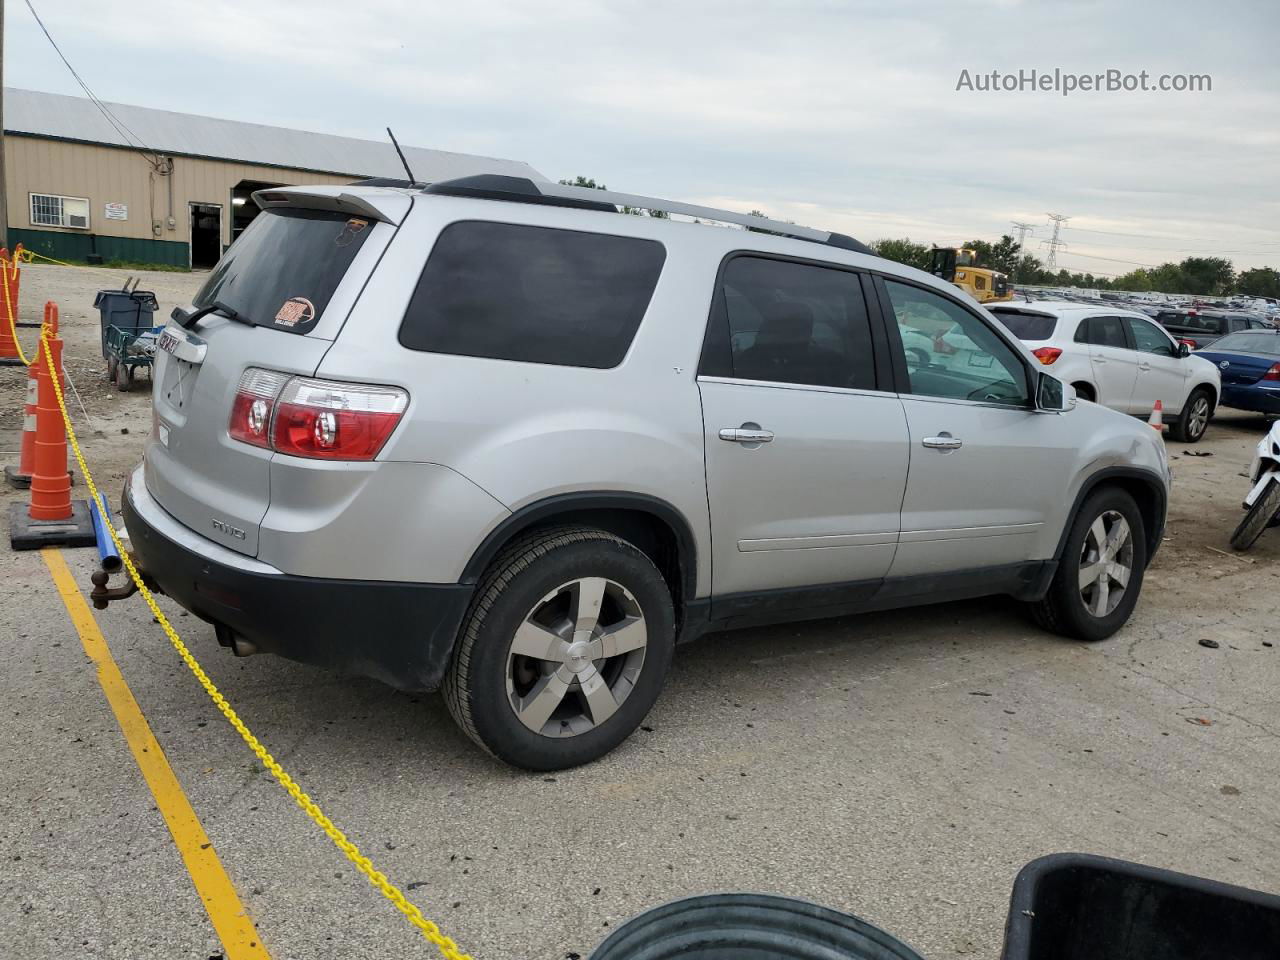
[1032,346,1062,365]
[1263,364,1280,382]
[271,377,408,461]
[229,368,290,448]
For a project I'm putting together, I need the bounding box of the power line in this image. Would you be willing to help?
[22,0,164,169]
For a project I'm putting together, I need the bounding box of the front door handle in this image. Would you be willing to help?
[922,434,963,451]
[719,425,774,444]
[1138,362,1151,371]
[1093,356,1107,364]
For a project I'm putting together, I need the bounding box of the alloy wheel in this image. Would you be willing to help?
[1078,510,1134,617]
[506,577,648,737]
[1187,396,1210,440]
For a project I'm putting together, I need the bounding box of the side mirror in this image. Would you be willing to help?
[1036,372,1076,412]
[1179,342,1192,358]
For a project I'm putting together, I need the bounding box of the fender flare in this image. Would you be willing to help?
[1052,466,1168,561]
[460,491,700,599]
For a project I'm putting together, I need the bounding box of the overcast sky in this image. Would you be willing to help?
[7,0,1279,274]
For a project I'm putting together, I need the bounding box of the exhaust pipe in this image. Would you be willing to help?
[214,622,259,657]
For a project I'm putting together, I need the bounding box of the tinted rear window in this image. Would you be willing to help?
[399,221,665,369]
[992,311,1057,341]
[194,208,372,334]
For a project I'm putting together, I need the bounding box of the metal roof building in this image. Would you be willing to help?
[2,87,545,268]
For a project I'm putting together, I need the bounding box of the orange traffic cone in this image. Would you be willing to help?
[6,304,59,489]
[9,305,95,549]
[0,248,21,366]
[1148,400,1165,433]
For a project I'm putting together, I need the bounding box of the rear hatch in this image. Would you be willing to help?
[145,192,404,556]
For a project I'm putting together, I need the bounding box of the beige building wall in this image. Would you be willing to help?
[4,134,357,248]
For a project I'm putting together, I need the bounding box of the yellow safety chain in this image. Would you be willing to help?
[38,327,473,960]
[2,257,33,367]
[17,248,79,268]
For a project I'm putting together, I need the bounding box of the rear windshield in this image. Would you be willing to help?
[399,221,665,369]
[1209,332,1280,356]
[992,310,1057,341]
[193,208,373,334]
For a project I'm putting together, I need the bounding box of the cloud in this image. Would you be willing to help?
[7,0,1279,271]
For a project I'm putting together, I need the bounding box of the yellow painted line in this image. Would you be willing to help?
[42,548,272,960]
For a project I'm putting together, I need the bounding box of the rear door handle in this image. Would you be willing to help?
[1138,362,1152,371]
[1093,356,1107,364]
[922,434,963,450]
[719,426,774,444]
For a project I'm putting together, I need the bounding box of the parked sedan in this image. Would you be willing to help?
[990,300,1222,442]
[1192,330,1280,415]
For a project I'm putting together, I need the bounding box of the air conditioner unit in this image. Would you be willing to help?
[68,215,88,228]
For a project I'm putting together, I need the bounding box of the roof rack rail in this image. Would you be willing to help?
[353,176,428,189]
[422,175,875,255]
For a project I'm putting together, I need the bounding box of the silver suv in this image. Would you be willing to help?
[123,176,1171,770]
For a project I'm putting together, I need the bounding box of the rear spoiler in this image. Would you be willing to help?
[250,187,410,226]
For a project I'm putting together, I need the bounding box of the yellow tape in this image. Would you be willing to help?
[2,257,33,366]
[38,328,473,960]
[18,248,79,268]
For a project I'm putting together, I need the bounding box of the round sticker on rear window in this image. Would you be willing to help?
[274,297,315,328]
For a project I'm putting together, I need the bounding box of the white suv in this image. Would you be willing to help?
[121,176,1172,769]
[990,301,1222,443]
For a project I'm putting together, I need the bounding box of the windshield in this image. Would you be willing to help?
[1207,332,1280,356]
[193,208,373,334]
[991,311,1057,341]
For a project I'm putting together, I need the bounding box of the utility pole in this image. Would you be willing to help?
[1011,221,1034,251]
[1,0,8,250]
[1042,213,1069,269]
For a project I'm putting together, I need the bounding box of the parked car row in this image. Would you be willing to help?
[989,301,1221,442]
[119,174,1173,769]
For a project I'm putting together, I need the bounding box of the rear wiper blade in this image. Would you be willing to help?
[171,300,253,330]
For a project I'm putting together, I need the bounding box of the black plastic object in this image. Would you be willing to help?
[590,893,926,960]
[424,174,620,213]
[93,289,158,359]
[1002,853,1280,960]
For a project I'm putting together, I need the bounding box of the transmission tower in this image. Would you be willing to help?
[1042,213,1070,268]
[1011,221,1035,250]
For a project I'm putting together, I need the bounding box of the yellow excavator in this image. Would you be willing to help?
[930,247,1014,303]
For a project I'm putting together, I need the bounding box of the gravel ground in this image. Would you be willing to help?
[2,264,1278,960]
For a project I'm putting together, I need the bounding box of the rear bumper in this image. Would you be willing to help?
[122,468,473,692]
[1221,384,1280,415]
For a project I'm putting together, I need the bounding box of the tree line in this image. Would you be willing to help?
[870,235,1280,298]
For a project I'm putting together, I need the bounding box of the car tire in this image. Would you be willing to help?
[443,526,675,770]
[1028,487,1147,642]
[1170,388,1212,443]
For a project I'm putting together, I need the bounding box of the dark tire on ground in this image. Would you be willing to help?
[1028,486,1147,642]
[442,526,675,771]
[1230,479,1280,551]
[1169,387,1213,443]
[1071,382,1095,403]
[106,357,119,382]
[114,362,132,392]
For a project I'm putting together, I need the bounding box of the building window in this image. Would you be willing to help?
[30,193,91,230]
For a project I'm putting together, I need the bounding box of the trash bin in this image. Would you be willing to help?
[93,288,158,360]
[1001,853,1280,960]
[590,893,926,960]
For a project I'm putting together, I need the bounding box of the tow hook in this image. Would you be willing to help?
[89,554,159,609]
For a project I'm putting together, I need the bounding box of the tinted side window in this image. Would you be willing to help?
[1125,317,1177,357]
[399,221,665,369]
[714,256,877,390]
[884,281,1028,406]
[1078,316,1128,348]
